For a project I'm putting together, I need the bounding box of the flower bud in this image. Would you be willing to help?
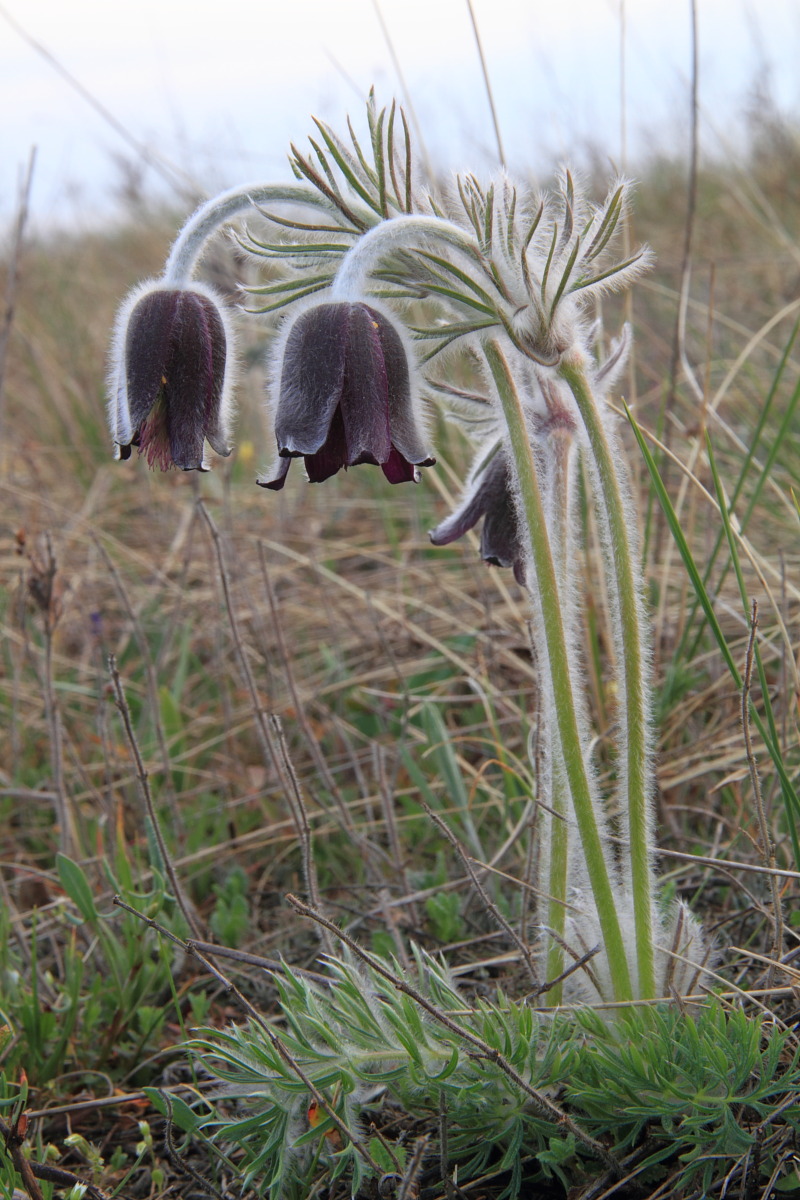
[430,448,524,582]
[108,281,235,471]
[258,301,434,489]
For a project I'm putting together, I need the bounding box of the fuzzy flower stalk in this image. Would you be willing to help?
[105,97,708,1008]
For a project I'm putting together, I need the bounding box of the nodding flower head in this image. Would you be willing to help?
[108,281,235,471]
[430,447,524,583]
[258,301,435,490]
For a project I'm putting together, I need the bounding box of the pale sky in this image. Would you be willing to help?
[2,0,798,229]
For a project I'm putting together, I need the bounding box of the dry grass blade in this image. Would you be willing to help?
[0,147,35,432]
[741,599,784,980]
[108,654,202,939]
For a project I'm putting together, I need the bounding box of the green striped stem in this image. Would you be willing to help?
[484,340,632,1004]
[558,354,656,1000]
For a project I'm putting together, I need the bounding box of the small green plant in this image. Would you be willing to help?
[108,94,711,1005]
[100,91,799,1199]
[209,865,251,947]
[185,949,800,1197]
[0,853,182,1087]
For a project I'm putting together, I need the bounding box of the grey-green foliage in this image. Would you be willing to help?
[191,947,575,1198]
[191,950,800,1197]
[571,1004,800,1194]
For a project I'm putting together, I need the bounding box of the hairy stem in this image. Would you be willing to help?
[542,428,576,1004]
[559,352,656,999]
[331,213,482,300]
[163,182,357,285]
[484,339,632,1004]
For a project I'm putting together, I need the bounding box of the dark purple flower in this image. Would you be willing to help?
[430,448,525,583]
[258,301,434,489]
[108,282,235,471]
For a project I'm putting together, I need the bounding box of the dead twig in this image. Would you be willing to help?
[420,798,539,988]
[108,655,202,939]
[0,1112,111,1200]
[199,501,332,953]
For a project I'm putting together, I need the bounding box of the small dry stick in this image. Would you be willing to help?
[160,1089,229,1200]
[199,502,330,950]
[530,939,602,1003]
[94,535,178,824]
[420,799,539,988]
[465,0,505,168]
[1,1110,45,1200]
[31,532,78,857]
[397,1134,428,1200]
[368,1122,403,1174]
[269,714,333,955]
[258,542,349,824]
[0,1113,111,1200]
[655,0,701,562]
[375,743,419,927]
[286,893,620,1174]
[188,940,332,985]
[741,599,783,980]
[108,655,202,939]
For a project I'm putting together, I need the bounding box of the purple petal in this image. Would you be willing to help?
[337,305,392,467]
[480,488,521,571]
[381,447,418,484]
[305,403,350,482]
[125,290,181,431]
[430,449,524,580]
[429,450,503,545]
[275,304,349,454]
[194,295,231,456]
[257,456,292,491]
[366,305,435,469]
[164,291,227,469]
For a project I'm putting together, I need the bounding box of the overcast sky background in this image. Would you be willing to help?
[2,0,799,231]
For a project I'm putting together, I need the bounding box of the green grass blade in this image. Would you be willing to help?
[626,405,800,860]
[705,433,800,862]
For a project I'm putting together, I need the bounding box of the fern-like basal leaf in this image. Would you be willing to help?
[241,235,351,259]
[248,272,333,298]
[249,203,362,235]
[483,184,495,253]
[561,171,575,245]
[289,144,369,231]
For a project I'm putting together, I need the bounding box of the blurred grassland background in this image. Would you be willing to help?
[2,4,800,1197]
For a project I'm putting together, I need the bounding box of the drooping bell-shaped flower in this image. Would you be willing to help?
[258,301,434,489]
[108,281,235,471]
[430,447,525,583]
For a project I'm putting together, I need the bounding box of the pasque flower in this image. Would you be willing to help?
[430,447,525,583]
[108,281,235,471]
[258,301,434,489]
